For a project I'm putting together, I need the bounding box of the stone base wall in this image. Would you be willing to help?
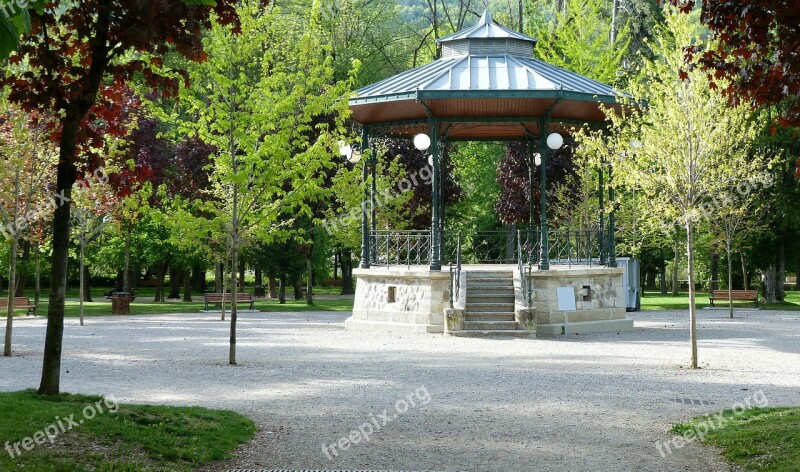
[346,268,450,333]
[525,267,633,334]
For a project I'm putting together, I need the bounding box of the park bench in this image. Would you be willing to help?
[203,292,255,311]
[709,290,759,308]
[6,297,37,316]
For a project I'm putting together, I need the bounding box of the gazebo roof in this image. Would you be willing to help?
[349,10,625,140]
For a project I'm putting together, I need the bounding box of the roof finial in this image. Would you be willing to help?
[479,9,492,26]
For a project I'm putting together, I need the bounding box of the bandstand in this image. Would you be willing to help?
[345,11,635,336]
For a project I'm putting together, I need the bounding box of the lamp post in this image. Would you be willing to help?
[339,137,369,268]
[539,131,563,270]
[414,132,440,270]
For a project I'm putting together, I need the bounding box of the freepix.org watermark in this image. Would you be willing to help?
[0,0,41,19]
[321,385,431,460]
[655,389,768,458]
[4,395,119,459]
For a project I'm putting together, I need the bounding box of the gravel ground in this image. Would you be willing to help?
[2,308,799,472]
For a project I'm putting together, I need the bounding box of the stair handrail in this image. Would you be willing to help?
[517,231,531,308]
[449,232,462,309]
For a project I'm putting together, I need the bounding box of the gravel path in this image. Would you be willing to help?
[2,308,799,471]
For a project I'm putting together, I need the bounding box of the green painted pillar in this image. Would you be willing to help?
[359,127,371,269]
[429,119,441,271]
[598,165,606,265]
[608,166,617,268]
[538,121,550,271]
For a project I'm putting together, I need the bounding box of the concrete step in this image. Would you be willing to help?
[465,313,515,322]
[465,320,518,330]
[466,272,513,278]
[467,288,515,296]
[449,329,534,339]
[466,294,515,304]
[466,302,516,312]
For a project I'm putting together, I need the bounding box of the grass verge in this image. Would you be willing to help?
[672,407,800,471]
[640,291,800,311]
[0,390,256,471]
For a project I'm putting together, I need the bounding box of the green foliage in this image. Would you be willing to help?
[528,0,631,85]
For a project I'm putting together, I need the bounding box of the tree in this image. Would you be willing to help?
[182,0,353,364]
[0,103,57,356]
[580,7,759,369]
[1,0,240,395]
[676,0,800,128]
[71,180,111,326]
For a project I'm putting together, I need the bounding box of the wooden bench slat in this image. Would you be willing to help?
[709,290,758,307]
[7,297,37,315]
[203,293,255,311]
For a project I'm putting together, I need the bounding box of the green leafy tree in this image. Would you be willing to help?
[182,0,353,365]
[580,7,760,369]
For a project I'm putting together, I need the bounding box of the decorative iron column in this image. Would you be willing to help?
[527,140,535,229]
[538,119,550,270]
[598,165,606,265]
[429,118,442,271]
[370,139,377,264]
[359,127,371,269]
[608,166,617,268]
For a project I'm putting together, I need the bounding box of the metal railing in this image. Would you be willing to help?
[449,233,462,309]
[547,229,604,267]
[369,230,431,268]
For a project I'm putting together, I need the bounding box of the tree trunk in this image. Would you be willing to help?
[183,269,192,302]
[221,260,227,321]
[686,223,699,369]
[776,234,786,302]
[645,270,656,291]
[192,266,206,292]
[168,266,181,299]
[710,251,719,292]
[741,252,749,291]
[254,269,262,287]
[238,259,246,294]
[13,239,30,297]
[79,237,85,326]
[278,274,286,304]
[81,264,92,302]
[659,266,667,295]
[726,242,734,319]
[796,256,800,290]
[306,254,314,306]
[333,251,339,280]
[340,249,354,295]
[268,273,277,299]
[293,277,303,300]
[39,111,82,395]
[4,237,19,357]
[763,265,776,303]
[671,233,680,295]
[34,246,41,308]
[153,263,166,303]
[123,226,131,292]
[215,262,223,293]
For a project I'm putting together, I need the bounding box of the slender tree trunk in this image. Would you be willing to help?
[340,249,354,295]
[293,277,303,300]
[710,251,719,292]
[183,269,192,302]
[306,254,314,306]
[726,242,734,319]
[13,240,30,297]
[686,224,698,369]
[659,266,667,295]
[796,257,800,290]
[123,226,131,292]
[34,245,41,308]
[610,0,620,45]
[153,264,166,303]
[221,259,228,322]
[4,237,19,357]
[215,262,223,293]
[333,251,339,280]
[79,235,85,326]
[671,233,680,296]
[268,273,277,299]
[776,234,786,302]
[238,259,245,294]
[168,266,181,299]
[763,265,776,303]
[82,264,92,302]
[741,252,749,291]
[279,274,286,304]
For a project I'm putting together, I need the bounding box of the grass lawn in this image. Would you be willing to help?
[672,407,800,471]
[1,286,354,318]
[0,390,255,471]
[640,290,800,311]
